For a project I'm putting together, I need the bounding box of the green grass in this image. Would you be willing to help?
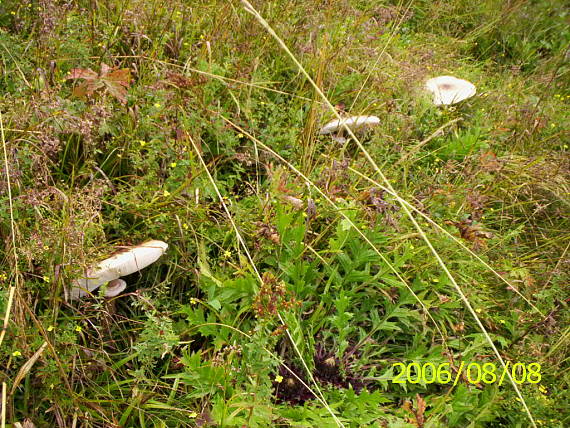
[0,0,569,427]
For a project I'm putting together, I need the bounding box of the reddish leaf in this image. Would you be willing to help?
[73,79,104,98]
[66,68,98,80]
[403,395,427,428]
[447,220,493,250]
[103,82,127,103]
[102,69,131,103]
[104,69,131,86]
[415,394,426,427]
[66,63,131,103]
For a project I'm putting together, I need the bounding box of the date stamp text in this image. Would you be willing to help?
[391,361,541,385]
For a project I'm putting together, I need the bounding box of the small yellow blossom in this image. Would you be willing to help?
[223,250,232,259]
[163,190,170,197]
[475,308,482,314]
[12,351,21,357]
[47,325,55,332]
[275,375,283,383]
[183,223,189,230]
[154,103,161,108]
[75,325,82,332]
[43,275,50,282]
[189,411,198,418]
[170,162,177,168]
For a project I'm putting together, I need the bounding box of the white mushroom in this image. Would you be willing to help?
[318,115,380,136]
[70,240,168,300]
[425,76,476,106]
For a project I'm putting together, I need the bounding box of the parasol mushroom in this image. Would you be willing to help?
[318,115,380,142]
[69,240,168,300]
[425,76,476,106]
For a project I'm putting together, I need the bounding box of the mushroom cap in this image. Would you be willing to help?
[103,279,127,298]
[318,115,380,135]
[425,76,476,106]
[70,240,168,299]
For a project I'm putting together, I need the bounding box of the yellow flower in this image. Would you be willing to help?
[47,325,55,332]
[183,223,189,230]
[12,351,21,357]
[154,103,161,108]
[223,250,232,259]
[75,325,82,332]
[275,375,283,383]
[163,190,170,197]
[170,162,177,168]
[189,411,198,418]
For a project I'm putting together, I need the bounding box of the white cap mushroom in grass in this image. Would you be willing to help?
[425,76,476,106]
[70,240,168,299]
[318,115,380,136]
